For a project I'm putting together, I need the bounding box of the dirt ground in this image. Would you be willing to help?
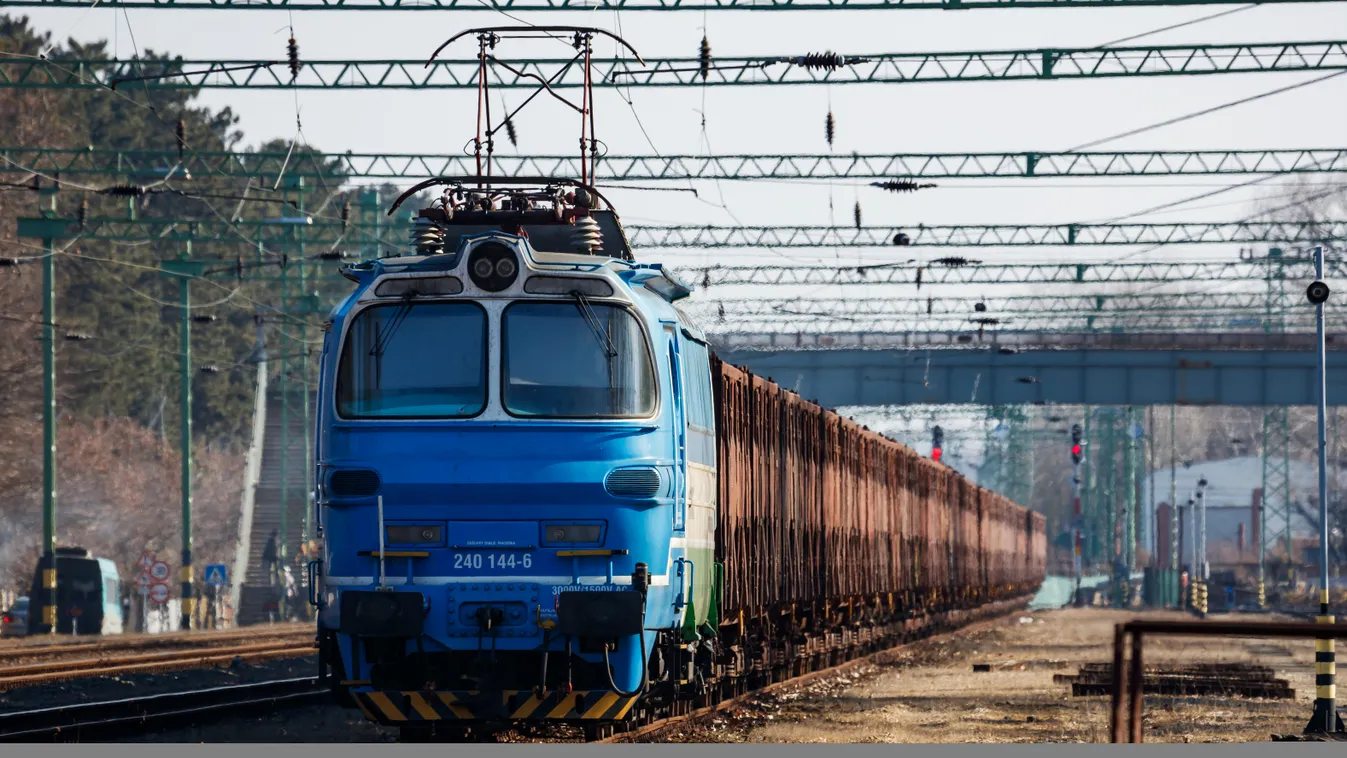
[646,608,1320,744]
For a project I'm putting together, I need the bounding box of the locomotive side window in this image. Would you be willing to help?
[337,302,488,418]
[502,302,656,418]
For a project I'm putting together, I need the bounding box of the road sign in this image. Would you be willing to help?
[137,551,155,571]
[204,564,228,586]
[149,561,171,584]
[135,573,153,588]
[149,583,170,604]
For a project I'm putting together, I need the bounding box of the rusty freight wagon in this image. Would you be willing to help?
[708,357,1046,686]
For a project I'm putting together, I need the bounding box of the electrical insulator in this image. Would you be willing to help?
[871,180,937,193]
[699,36,712,81]
[794,51,848,71]
[102,185,147,197]
[78,197,89,229]
[191,314,218,324]
[199,365,221,374]
[287,36,301,80]
[504,116,518,147]
[176,119,187,159]
[825,111,835,148]
[853,201,861,230]
[340,201,351,232]
[63,332,91,341]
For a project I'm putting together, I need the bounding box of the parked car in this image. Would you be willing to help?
[1,597,29,638]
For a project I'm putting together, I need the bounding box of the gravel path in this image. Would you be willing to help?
[637,608,1316,743]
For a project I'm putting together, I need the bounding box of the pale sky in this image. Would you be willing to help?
[12,5,1347,327]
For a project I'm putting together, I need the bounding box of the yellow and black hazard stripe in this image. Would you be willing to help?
[506,690,638,720]
[354,691,476,723]
[352,689,637,723]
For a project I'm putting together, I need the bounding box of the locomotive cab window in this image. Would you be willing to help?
[337,302,488,418]
[502,301,656,418]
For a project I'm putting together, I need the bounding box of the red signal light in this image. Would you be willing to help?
[932,447,943,462]
[1071,444,1081,456]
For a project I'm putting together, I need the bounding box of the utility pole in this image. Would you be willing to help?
[1169,406,1179,607]
[1304,246,1342,733]
[17,191,74,636]
[1196,476,1209,617]
[160,254,209,631]
[1187,493,1197,612]
[1071,423,1084,605]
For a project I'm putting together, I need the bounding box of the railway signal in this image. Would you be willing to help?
[931,425,943,462]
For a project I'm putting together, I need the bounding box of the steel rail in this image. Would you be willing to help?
[0,676,328,742]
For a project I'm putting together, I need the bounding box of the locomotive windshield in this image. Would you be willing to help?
[337,302,488,418]
[502,302,656,418]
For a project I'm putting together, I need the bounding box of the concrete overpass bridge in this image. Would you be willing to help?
[712,331,1347,407]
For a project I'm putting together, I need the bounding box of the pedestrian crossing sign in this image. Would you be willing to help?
[204,564,228,586]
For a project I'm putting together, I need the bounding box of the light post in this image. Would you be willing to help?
[1305,246,1343,733]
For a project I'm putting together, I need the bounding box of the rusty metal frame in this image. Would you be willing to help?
[1110,619,1347,742]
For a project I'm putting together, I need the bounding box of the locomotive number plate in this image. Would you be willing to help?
[452,552,533,571]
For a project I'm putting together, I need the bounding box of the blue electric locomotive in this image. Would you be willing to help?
[312,178,717,735]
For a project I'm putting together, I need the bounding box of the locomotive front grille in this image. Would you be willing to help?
[604,467,660,498]
[330,468,382,498]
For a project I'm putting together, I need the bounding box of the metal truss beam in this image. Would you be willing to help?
[8,42,1346,89]
[632,221,1346,248]
[685,256,1345,286]
[712,345,1347,407]
[0,0,1332,10]
[7,217,1342,250]
[695,313,1341,334]
[693,292,1305,317]
[6,146,1347,181]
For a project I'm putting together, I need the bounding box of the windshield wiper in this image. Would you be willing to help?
[369,293,418,358]
[571,290,618,358]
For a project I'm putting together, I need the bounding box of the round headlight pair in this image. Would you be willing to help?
[468,242,520,292]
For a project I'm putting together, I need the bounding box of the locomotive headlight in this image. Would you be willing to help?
[543,523,603,544]
[467,242,520,292]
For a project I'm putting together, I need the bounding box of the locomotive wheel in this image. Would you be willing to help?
[583,723,615,741]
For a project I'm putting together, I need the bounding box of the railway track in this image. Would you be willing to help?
[393,596,1031,743]
[0,624,313,663]
[0,636,317,689]
[0,677,329,742]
